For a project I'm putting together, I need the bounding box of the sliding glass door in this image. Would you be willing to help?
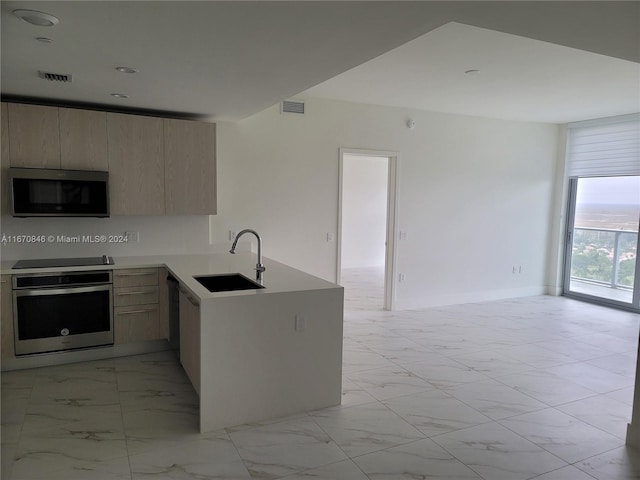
[564,175,640,310]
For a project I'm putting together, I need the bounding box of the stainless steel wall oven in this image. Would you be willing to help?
[12,271,114,355]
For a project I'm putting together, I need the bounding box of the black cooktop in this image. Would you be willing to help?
[13,256,114,269]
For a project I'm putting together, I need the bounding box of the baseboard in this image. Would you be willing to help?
[546,285,563,296]
[395,286,548,310]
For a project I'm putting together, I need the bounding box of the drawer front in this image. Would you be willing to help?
[114,304,159,344]
[114,286,159,307]
[113,268,159,288]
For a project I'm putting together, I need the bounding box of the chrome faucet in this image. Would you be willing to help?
[229,229,266,275]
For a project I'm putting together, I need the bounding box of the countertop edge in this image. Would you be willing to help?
[1,254,342,302]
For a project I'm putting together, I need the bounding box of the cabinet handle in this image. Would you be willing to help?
[115,272,155,277]
[178,285,199,306]
[117,307,157,315]
[186,295,199,306]
[116,288,157,296]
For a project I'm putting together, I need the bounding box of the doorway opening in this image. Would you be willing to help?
[338,149,398,311]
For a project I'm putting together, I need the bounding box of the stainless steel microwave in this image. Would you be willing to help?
[9,168,110,217]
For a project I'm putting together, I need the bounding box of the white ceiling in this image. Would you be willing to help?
[303,22,640,123]
[1,1,639,123]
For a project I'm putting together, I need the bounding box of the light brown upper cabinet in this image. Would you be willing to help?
[59,108,108,171]
[1,103,10,215]
[8,103,60,168]
[1,103,216,216]
[107,113,165,215]
[164,118,216,215]
[1,103,9,167]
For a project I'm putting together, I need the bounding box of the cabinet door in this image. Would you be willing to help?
[107,113,164,215]
[1,103,10,215]
[179,289,200,395]
[114,304,160,344]
[8,103,60,168]
[164,118,216,215]
[59,108,108,171]
[1,275,14,358]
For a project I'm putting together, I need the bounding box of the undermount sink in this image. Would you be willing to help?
[194,273,265,292]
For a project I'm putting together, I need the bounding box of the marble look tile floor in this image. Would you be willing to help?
[2,293,640,479]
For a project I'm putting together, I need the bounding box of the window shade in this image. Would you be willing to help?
[566,113,640,177]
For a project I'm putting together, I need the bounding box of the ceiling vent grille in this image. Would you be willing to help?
[281,99,305,115]
[38,71,73,83]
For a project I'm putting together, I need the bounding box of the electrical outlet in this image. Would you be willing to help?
[398,273,405,283]
[326,232,334,243]
[512,266,516,274]
[295,314,305,332]
[125,231,138,243]
[399,231,408,241]
[229,230,237,241]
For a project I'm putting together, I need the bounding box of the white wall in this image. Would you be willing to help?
[1,97,560,309]
[341,155,388,269]
[212,98,560,309]
[0,215,215,260]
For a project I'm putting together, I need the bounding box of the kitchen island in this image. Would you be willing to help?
[165,253,344,432]
[1,253,344,432]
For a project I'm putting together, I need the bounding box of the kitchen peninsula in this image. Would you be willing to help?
[0,253,344,432]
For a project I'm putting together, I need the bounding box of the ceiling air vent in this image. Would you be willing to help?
[281,99,305,115]
[38,70,73,83]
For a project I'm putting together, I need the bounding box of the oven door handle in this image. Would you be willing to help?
[14,284,112,297]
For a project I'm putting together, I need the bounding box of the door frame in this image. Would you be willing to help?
[337,148,400,311]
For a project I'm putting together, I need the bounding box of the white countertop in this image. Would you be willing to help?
[1,253,341,302]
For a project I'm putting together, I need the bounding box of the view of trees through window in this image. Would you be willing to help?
[572,229,637,287]
[570,176,639,296]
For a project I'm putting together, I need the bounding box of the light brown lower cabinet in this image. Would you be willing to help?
[179,288,200,395]
[113,268,168,345]
[2,268,172,355]
[1,275,14,359]
[114,304,160,344]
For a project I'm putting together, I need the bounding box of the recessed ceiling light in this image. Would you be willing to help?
[13,9,59,27]
[464,69,480,75]
[116,66,138,74]
[36,37,54,44]
[111,93,129,99]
